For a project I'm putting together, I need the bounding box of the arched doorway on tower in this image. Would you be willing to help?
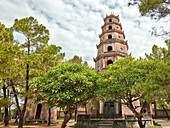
[108,34,112,39]
[107,59,113,66]
[107,46,112,51]
[35,104,42,119]
[109,26,112,30]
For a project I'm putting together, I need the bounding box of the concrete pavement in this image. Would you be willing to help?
[154,119,170,128]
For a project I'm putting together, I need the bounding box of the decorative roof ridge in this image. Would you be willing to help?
[104,13,119,22]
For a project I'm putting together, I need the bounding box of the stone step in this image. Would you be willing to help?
[98,120,114,124]
[97,123,113,128]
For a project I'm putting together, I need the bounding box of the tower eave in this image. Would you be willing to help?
[99,29,124,38]
[97,39,128,48]
[101,22,121,29]
[104,14,119,22]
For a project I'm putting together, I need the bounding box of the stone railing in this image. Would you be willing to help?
[100,38,126,44]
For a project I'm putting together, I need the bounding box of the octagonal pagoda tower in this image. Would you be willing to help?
[94,14,129,71]
[88,14,132,118]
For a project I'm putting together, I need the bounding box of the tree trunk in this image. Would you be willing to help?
[0,107,2,122]
[154,102,157,117]
[11,80,22,128]
[126,99,147,128]
[7,90,11,120]
[2,85,9,126]
[9,106,11,120]
[18,112,24,128]
[58,107,61,119]
[162,104,169,120]
[61,108,74,128]
[137,115,145,128]
[74,105,77,121]
[18,40,30,128]
[48,108,51,126]
[17,63,29,128]
[85,104,87,115]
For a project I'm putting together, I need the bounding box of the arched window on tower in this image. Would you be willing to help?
[107,46,112,51]
[109,26,112,30]
[107,59,113,66]
[108,34,112,39]
[109,19,112,22]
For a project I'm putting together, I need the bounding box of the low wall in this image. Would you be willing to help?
[154,110,170,118]
[77,115,153,128]
[125,116,153,128]
[77,117,126,128]
[57,111,85,118]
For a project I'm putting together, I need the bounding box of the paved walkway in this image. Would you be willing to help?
[154,119,170,128]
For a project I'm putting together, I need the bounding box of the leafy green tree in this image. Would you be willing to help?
[149,58,170,120]
[128,0,169,20]
[128,0,170,38]
[12,16,50,128]
[30,64,100,128]
[145,40,170,119]
[145,40,169,61]
[101,57,164,128]
[66,55,89,120]
[38,44,65,72]
[0,22,23,126]
[67,55,88,66]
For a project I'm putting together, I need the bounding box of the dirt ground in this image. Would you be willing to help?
[0,119,76,128]
[0,123,75,128]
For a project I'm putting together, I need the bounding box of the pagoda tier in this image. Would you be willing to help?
[94,14,129,71]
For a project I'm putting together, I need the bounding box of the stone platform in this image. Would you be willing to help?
[77,115,153,128]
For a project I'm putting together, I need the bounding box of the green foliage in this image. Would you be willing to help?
[145,40,170,61]
[146,126,162,128]
[144,40,170,108]
[128,0,170,20]
[13,16,50,77]
[0,16,65,127]
[30,63,100,109]
[101,56,164,103]
[0,98,10,108]
[11,16,65,95]
[100,56,166,127]
[13,16,49,51]
[68,55,83,64]
[128,0,170,38]
[67,55,88,66]
[0,22,23,80]
[0,22,24,106]
[38,45,65,72]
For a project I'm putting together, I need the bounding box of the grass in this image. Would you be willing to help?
[146,126,162,128]
[159,118,170,123]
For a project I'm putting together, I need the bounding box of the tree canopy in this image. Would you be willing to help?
[128,0,170,38]
[128,0,170,20]
[100,56,165,128]
[30,63,100,128]
[0,22,24,126]
[67,55,88,66]
[0,16,65,128]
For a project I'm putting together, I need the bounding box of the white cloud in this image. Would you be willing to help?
[0,0,168,67]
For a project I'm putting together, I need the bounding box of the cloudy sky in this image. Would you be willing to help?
[0,0,168,67]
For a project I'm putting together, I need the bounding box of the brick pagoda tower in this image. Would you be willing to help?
[94,13,128,71]
[88,14,131,118]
